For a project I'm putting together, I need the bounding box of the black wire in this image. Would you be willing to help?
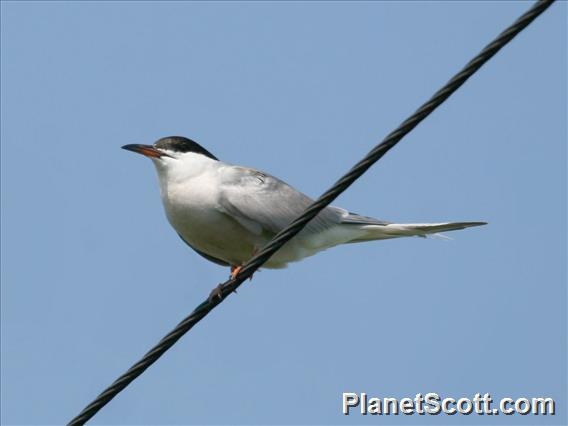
[68,1,555,424]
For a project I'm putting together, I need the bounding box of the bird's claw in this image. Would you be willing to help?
[230,265,256,282]
[230,265,243,280]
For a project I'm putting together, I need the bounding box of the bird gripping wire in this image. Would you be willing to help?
[68,1,555,424]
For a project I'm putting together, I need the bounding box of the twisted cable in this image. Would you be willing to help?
[68,1,555,424]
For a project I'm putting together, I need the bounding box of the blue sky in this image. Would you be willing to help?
[1,1,565,425]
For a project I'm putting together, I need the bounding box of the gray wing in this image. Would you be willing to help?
[340,212,390,226]
[216,166,389,237]
[216,166,343,237]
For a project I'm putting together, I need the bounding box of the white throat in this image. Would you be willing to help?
[151,151,221,201]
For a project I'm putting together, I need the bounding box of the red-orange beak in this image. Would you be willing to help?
[122,144,172,158]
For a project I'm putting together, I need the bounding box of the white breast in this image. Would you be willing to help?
[152,153,262,266]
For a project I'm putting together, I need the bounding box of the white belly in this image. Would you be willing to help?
[163,199,328,269]
[166,199,263,266]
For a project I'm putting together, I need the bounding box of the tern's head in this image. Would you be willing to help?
[122,136,218,171]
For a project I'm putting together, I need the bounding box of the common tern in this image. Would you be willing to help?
[123,136,486,279]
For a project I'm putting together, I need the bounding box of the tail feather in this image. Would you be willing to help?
[349,221,487,242]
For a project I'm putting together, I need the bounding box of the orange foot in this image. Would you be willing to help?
[230,265,243,280]
[230,265,256,281]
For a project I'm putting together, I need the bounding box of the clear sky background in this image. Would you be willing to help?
[1,1,566,425]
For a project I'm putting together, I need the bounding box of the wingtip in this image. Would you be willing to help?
[464,221,488,228]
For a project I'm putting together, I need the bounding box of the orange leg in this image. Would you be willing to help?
[230,248,259,281]
[230,265,243,280]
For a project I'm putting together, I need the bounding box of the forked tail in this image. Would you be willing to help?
[351,221,487,242]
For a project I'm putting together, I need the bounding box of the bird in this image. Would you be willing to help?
[122,136,486,280]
